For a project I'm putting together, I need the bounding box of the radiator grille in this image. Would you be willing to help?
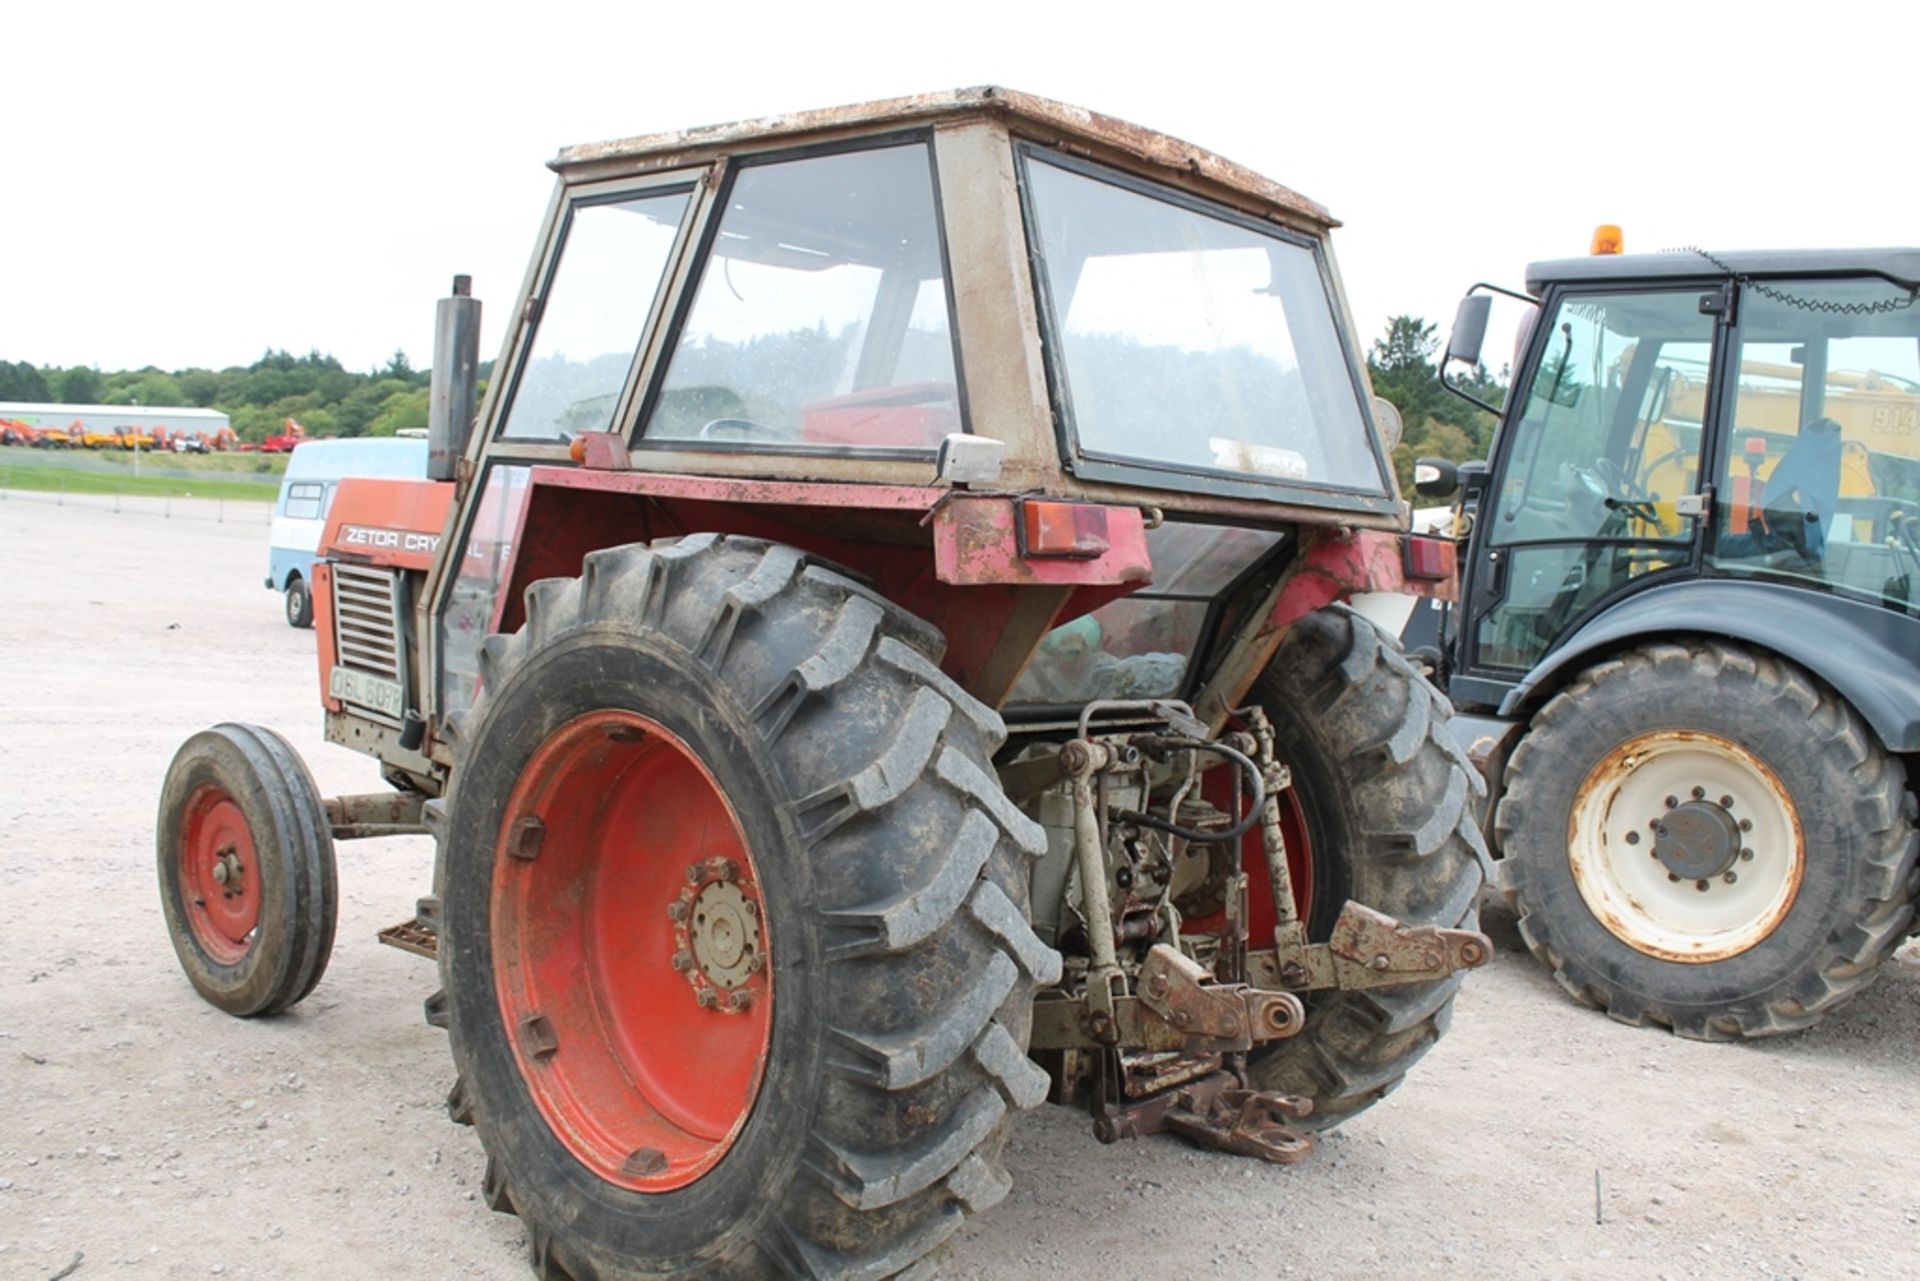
[331,564,406,717]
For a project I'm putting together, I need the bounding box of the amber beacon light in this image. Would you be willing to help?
[1590,224,1626,255]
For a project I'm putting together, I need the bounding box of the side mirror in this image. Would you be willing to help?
[1413,457,1459,498]
[1445,295,1491,368]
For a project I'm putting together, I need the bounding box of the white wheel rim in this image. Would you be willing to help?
[1567,731,1802,963]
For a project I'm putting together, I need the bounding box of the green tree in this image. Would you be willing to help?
[0,361,50,401]
[53,366,102,403]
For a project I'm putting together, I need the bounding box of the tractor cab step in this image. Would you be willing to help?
[377,897,440,960]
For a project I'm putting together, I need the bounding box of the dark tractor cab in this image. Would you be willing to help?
[1423,247,1920,1040]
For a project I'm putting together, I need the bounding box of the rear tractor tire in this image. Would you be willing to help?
[1494,640,1919,1039]
[1244,605,1490,1128]
[434,535,1061,1280]
[156,723,338,1016]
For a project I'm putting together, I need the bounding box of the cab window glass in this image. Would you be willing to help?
[1022,155,1383,493]
[500,189,691,441]
[643,142,960,449]
[1491,292,1712,546]
[1007,524,1282,705]
[1713,279,1920,611]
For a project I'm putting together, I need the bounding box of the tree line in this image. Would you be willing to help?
[0,350,492,444]
[2,315,1502,471]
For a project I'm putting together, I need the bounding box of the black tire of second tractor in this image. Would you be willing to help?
[1243,604,1490,1129]
[1494,639,1920,1039]
[431,535,1062,1280]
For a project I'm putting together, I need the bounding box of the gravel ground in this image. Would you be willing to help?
[2,493,1916,1281]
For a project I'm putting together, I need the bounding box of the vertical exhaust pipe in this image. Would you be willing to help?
[428,275,481,482]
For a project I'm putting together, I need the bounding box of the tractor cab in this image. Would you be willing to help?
[1432,248,1920,710]
[310,88,1427,786]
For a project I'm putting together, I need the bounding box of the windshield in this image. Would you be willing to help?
[1021,152,1385,495]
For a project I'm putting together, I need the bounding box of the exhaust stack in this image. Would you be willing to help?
[427,275,481,482]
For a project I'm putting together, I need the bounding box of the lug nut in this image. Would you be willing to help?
[1668,873,1680,882]
[742,900,758,919]
[1723,872,1738,884]
[1691,786,1706,800]
[728,990,753,1012]
[671,951,693,972]
[1739,819,1753,832]
[1740,848,1754,861]
[686,865,704,886]
[695,988,717,1008]
[1695,880,1709,892]
[1719,795,1734,809]
[1625,831,1641,846]
[666,901,688,922]
[1664,796,1678,809]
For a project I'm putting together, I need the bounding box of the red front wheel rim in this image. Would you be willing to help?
[179,785,262,965]
[492,710,773,1192]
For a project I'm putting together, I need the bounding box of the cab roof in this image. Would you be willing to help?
[1527,247,1920,294]
[552,86,1337,229]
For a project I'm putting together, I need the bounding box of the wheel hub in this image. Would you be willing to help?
[1652,799,1742,880]
[673,862,764,1008]
[1568,731,1803,964]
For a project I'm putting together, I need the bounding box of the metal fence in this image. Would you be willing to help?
[0,478,273,526]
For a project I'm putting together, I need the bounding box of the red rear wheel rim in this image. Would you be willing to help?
[1180,767,1314,941]
[179,785,262,965]
[492,710,773,1192]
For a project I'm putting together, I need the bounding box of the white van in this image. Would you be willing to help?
[269,437,429,627]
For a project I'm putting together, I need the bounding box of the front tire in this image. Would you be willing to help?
[434,535,1060,1279]
[284,575,313,629]
[1244,605,1489,1128]
[156,723,338,1016]
[1495,640,1919,1039]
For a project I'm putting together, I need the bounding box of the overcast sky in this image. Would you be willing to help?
[5,1,1914,380]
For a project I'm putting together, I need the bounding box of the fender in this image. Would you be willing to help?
[1499,579,1920,752]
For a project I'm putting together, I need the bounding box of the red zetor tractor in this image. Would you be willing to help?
[156,89,1491,1279]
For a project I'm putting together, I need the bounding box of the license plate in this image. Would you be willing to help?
[330,666,405,719]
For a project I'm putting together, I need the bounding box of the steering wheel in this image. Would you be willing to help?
[1584,459,1663,526]
[697,417,795,443]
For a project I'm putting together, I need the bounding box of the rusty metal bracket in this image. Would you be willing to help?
[1254,902,1491,993]
[1031,946,1305,1055]
[1163,1084,1317,1164]
[1091,1068,1316,1163]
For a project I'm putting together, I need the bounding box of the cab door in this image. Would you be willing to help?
[1458,287,1722,683]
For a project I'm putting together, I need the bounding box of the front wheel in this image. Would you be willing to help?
[1495,641,1919,1039]
[284,575,313,629]
[156,723,337,1016]
[436,536,1059,1279]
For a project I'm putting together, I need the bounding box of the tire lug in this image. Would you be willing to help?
[621,1147,667,1177]
[519,1014,558,1060]
[508,816,545,862]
